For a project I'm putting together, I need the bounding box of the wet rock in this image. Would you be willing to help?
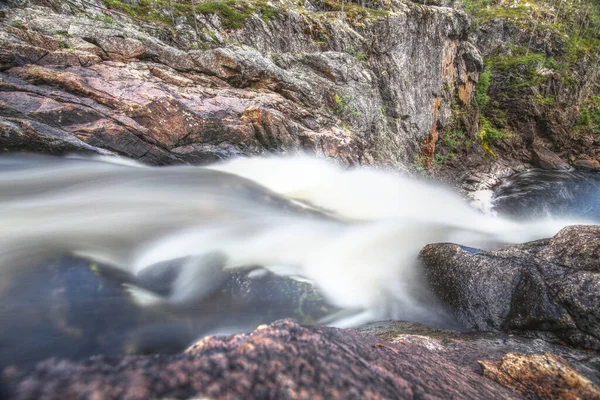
[531,144,571,170]
[419,225,600,350]
[480,353,600,400]
[2,320,519,399]
[573,159,600,171]
[0,256,335,369]
[357,320,600,386]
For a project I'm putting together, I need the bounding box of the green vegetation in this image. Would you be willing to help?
[575,96,600,134]
[433,152,454,166]
[196,1,253,28]
[259,4,280,22]
[333,93,360,116]
[102,15,115,24]
[459,0,600,161]
[102,0,172,24]
[477,117,508,158]
[350,50,369,65]
[102,0,282,29]
[10,20,24,29]
[441,129,468,150]
[474,69,491,108]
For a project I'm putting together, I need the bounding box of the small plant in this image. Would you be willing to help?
[10,20,24,29]
[575,96,600,134]
[333,93,360,116]
[351,50,368,64]
[102,15,114,24]
[441,129,466,150]
[260,4,280,22]
[334,93,345,114]
[433,153,447,166]
[57,37,70,49]
[477,117,508,159]
[196,0,254,29]
[54,30,72,37]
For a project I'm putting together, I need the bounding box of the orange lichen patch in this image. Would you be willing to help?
[458,80,475,106]
[479,353,600,400]
[420,96,441,166]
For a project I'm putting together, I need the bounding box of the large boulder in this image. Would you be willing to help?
[3,319,600,399]
[0,320,518,399]
[419,225,600,349]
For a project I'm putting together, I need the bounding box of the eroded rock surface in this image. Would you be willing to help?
[4,319,600,399]
[2,319,520,400]
[419,225,600,350]
[0,0,481,170]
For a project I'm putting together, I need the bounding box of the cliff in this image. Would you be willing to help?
[0,0,481,172]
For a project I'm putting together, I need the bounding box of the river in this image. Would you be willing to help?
[0,155,596,367]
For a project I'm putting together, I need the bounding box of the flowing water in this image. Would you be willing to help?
[0,154,595,367]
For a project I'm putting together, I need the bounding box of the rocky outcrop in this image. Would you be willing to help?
[0,0,481,169]
[419,225,600,350]
[467,3,600,173]
[480,352,600,400]
[3,319,600,399]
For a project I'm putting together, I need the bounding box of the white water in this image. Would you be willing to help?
[0,154,584,327]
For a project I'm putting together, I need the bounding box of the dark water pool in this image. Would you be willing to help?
[492,169,600,222]
[0,257,333,369]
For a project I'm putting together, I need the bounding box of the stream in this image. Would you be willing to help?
[0,155,597,368]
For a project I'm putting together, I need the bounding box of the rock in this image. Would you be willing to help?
[4,319,600,399]
[2,319,519,399]
[531,144,571,170]
[480,353,600,400]
[358,320,600,388]
[573,159,600,171]
[0,1,482,169]
[419,225,600,350]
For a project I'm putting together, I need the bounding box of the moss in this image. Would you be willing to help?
[477,116,508,158]
[475,69,491,109]
[485,52,545,72]
[333,93,360,116]
[102,0,173,25]
[433,152,454,166]
[534,93,555,106]
[485,51,548,91]
[259,4,280,22]
[575,96,600,134]
[196,0,254,29]
[441,129,467,150]
[10,20,24,29]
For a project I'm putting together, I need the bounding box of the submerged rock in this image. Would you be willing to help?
[419,225,600,350]
[0,256,335,369]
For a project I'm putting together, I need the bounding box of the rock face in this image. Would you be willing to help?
[419,225,600,350]
[480,353,600,400]
[468,5,600,173]
[0,0,481,169]
[4,319,600,399]
[0,320,519,399]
